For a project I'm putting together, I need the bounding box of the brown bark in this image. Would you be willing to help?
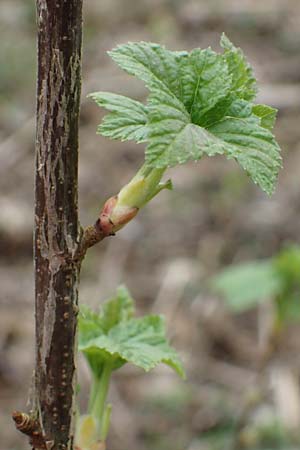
[34,1,83,449]
[14,2,138,447]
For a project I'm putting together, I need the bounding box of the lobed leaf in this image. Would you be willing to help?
[220,33,257,101]
[109,42,183,97]
[80,315,185,378]
[89,92,149,142]
[79,285,134,344]
[91,35,282,195]
[79,287,185,378]
[208,116,282,195]
[179,47,232,123]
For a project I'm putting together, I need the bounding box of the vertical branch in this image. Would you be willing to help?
[35,1,82,449]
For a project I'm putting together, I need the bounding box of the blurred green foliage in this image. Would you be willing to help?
[211,245,300,330]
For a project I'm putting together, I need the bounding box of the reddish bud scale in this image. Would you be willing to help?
[99,195,138,235]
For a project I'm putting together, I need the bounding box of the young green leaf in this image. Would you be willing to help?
[100,285,135,333]
[91,35,282,195]
[207,117,281,196]
[220,32,257,101]
[79,287,185,379]
[179,47,232,123]
[79,285,134,343]
[252,104,277,130]
[109,42,183,97]
[80,315,185,378]
[89,92,149,143]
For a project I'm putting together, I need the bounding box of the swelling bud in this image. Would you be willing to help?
[98,164,171,235]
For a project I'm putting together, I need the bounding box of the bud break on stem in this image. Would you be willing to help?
[98,164,171,236]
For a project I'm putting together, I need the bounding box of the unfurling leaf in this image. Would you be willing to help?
[79,287,185,379]
[91,35,282,195]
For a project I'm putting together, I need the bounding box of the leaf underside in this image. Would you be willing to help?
[91,34,282,195]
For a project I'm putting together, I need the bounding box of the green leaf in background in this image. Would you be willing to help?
[274,245,300,284]
[274,246,300,323]
[92,35,282,195]
[211,246,300,329]
[79,287,185,379]
[211,260,281,313]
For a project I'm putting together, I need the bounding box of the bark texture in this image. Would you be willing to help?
[35,1,83,449]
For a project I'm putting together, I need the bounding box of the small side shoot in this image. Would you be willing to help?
[76,286,184,449]
[88,34,282,242]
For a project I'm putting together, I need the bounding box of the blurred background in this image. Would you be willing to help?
[1,1,300,449]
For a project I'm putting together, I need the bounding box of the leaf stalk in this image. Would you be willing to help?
[90,361,113,440]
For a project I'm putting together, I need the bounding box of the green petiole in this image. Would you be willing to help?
[89,361,113,440]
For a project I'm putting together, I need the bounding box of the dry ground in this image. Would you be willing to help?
[1,1,300,449]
